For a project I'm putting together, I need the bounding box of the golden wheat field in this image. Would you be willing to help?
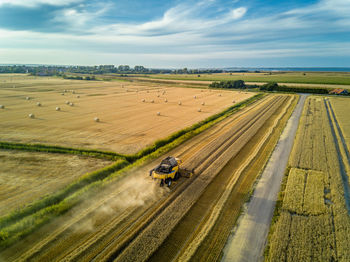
[0,74,254,154]
[329,97,350,150]
[266,97,350,261]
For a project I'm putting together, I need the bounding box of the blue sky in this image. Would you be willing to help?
[0,0,349,68]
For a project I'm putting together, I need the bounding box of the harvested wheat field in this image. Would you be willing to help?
[149,95,297,262]
[0,94,297,262]
[0,74,253,154]
[266,97,350,261]
[0,150,112,217]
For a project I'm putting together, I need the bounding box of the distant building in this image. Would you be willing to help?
[329,88,348,95]
[37,72,50,76]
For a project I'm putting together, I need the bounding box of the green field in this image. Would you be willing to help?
[144,72,350,86]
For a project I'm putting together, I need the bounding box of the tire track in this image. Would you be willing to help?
[14,187,138,262]
[176,96,293,262]
[112,96,285,262]
[182,96,282,174]
[3,96,275,262]
[175,97,271,161]
[39,98,274,261]
[324,99,350,213]
[72,96,282,262]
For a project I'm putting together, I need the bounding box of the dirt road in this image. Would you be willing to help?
[221,94,307,262]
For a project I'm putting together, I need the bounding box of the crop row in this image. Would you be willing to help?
[282,168,328,216]
[269,210,335,262]
[162,95,297,262]
[113,96,287,261]
[323,99,350,260]
[326,99,350,188]
[328,97,350,153]
[22,95,279,262]
[266,97,350,261]
[0,94,264,249]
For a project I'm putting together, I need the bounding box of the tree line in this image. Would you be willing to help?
[0,65,241,76]
[209,80,338,95]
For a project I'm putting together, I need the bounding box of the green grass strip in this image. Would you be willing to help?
[0,93,263,248]
[147,74,350,86]
[0,159,129,230]
[0,142,124,161]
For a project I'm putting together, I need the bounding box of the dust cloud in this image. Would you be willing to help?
[73,173,168,233]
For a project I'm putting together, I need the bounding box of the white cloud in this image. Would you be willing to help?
[54,9,89,26]
[91,2,247,37]
[53,8,102,28]
[318,0,350,16]
[0,0,83,7]
[50,2,112,30]
[285,0,350,18]
[0,0,349,67]
[230,7,246,20]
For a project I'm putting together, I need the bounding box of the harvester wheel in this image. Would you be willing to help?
[174,172,180,181]
[166,179,172,187]
[160,179,165,187]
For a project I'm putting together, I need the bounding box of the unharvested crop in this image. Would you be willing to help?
[329,98,350,147]
[266,97,350,261]
[282,168,327,216]
[281,168,305,214]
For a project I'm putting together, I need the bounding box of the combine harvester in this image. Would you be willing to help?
[149,156,192,187]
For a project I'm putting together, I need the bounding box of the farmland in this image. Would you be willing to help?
[144,71,350,86]
[0,150,112,216]
[149,95,297,262]
[0,93,296,261]
[1,0,349,259]
[5,73,345,262]
[0,74,253,154]
[266,97,350,261]
[0,74,256,250]
[329,97,350,151]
